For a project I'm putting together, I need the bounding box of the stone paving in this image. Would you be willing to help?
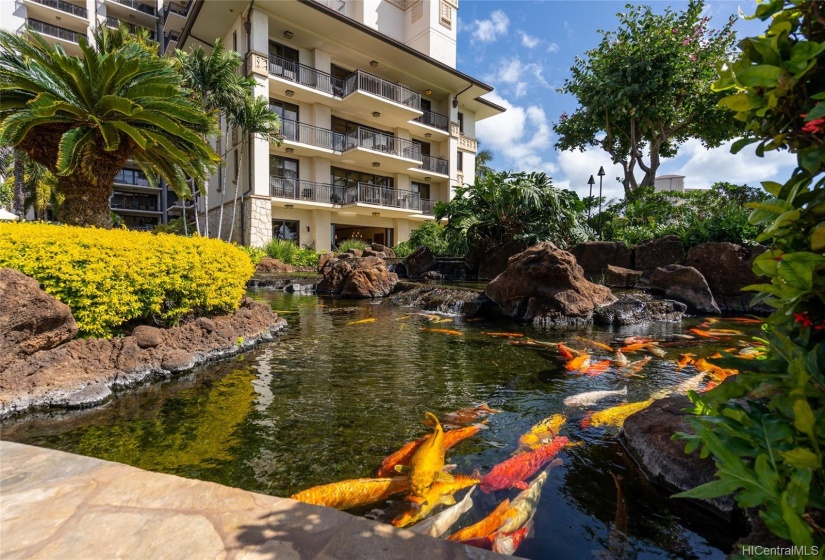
[0,441,513,560]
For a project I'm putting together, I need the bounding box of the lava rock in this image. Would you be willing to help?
[317,256,398,298]
[593,293,686,326]
[633,235,684,278]
[255,258,294,274]
[161,351,197,372]
[405,246,437,279]
[650,265,720,314]
[685,243,769,313]
[605,264,642,288]
[131,325,164,349]
[569,241,633,280]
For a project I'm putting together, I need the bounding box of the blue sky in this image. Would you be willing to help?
[454,0,797,201]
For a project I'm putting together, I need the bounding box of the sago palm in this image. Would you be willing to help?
[0,26,220,227]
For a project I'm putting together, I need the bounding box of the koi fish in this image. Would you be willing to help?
[738,346,764,359]
[646,345,666,358]
[585,359,612,376]
[676,353,695,370]
[417,313,441,321]
[565,354,592,372]
[409,487,475,537]
[347,318,376,325]
[575,336,614,352]
[399,412,453,497]
[708,352,723,359]
[729,317,764,324]
[651,372,707,400]
[480,437,569,493]
[290,476,409,510]
[492,521,533,556]
[443,404,500,426]
[563,386,628,408]
[377,424,483,477]
[391,475,478,527]
[395,315,415,321]
[619,342,651,353]
[508,339,539,347]
[433,317,453,324]
[558,343,580,359]
[693,358,737,382]
[526,339,559,348]
[447,499,514,542]
[688,328,718,338]
[581,400,653,429]
[486,332,525,338]
[465,317,486,323]
[420,328,463,336]
[498,461,560,533]
[458,535,495,550]
[613,351,629,367]
[518,414,566,450]
[622,336,653,345]
[625,356,651,373]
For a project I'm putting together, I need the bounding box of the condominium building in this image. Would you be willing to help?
[169,0,504,249]
[1,0,182,229]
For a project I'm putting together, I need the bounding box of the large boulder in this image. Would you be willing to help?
[650,264,721,315]
[604,264,642,288]
[0,269,78,366]
[485,243,616,325]
[685,243,769,312]
[317,256,398,297]
[255,258,293,274]
[475,242,526,280]
[569,241,633,280]
[405,246,437,279]
[622,395,736,518]
[593,293,686,326]
[633,235,684,278]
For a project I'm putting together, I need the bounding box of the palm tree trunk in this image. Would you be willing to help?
[13,152,25,218]
[57,174,113,228]
[217,122,230,240]
[192,182,200,235]
[229,141,245,244]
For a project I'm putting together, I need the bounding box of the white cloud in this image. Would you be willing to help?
[556,148,626,202]
[518,30,541,48]
[547,42,560,53]
[470,10,510,43]
[484,57,549,98]
[476,92,558,176]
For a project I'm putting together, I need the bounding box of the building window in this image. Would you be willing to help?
[269,42,299,81]
[269,99,299,142]
[270,156,299,198]
[114,168,150,187]
[457,112,464,133]
[411,181,430,199]
[456,150,463,172]
[273,219,299,243]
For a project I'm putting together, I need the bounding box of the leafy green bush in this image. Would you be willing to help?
[334,239,368,253]
[675,1,824,549]
[239,245,266,265]
[394,221,458,258]
[0,222,253,337]
[264,238,319,267]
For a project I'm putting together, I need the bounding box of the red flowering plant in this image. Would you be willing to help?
[675,0,825,549]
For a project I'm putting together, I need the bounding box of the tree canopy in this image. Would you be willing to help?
[554,0,740,198]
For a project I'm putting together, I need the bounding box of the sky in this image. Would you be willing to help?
[454,0,797,202]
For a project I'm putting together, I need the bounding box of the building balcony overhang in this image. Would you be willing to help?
[23,0,89,32]
[103,0,158,28]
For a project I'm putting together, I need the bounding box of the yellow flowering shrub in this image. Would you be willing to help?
[0,222,254,338]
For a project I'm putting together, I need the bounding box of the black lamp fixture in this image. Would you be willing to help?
[597,166,606,239]
[370,60,379,67]
[283,30,293,39]
[372,111,381,118]
[587,175,595,220]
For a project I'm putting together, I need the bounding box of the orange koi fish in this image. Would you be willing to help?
[581,400,653,429]
[558,343,580,359]
[625,356,651,373]
[465,317,486,323]
[347,318,376,325]
[290,476,409,510]
[729,317,764,325]
[575,336,614,352]
[518,414,566,451]
[480,437,569,493]
[486,332,525,338]
[420,328,463,336]
[585,359,612,377]
[618,342,649,353]
[565,354,591,372]
[693,359,737,382]
[391,475,479,527]
[448,499,514,542]
[458,535,495,550]
[443,404,500,426]
[400,412,453,497]
[377,424,483,477]
[676,353,695,370]
[708,352,723,359]
[493,521,533,555]
[623,336,653,345]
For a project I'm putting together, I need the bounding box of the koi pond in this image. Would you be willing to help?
[2,291,764,559]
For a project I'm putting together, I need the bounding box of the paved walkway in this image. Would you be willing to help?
[0,441,510,559]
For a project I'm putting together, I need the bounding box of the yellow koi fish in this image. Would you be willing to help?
[420,328,463,336]
[575,336,614,352]
[392,476,478,527]
[433,317,454,324]
[582,400,654,429]
[290,477,409,510]
[518,414,566,451]
[347,318,376,325]
[398,412,454,497]
[448,499,515,542]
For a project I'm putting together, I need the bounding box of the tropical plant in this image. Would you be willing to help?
[393,220,458,258]
[334,239,369,253]
[264,238,319,267]
[675,0,824,549]
[553,1,740,198]
[0,26,219,227]
[435,170,591,255]
[475,148,495,178]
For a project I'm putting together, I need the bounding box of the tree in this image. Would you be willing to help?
[475,148,495,178]
[554,1,739,198]
[0,26,219,227]
[176,39,253,238]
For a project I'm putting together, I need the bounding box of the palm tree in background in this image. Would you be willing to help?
[176,39,253,238]
[0,26,219,227]
[475,148,495,178]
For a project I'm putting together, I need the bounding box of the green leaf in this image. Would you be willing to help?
[719,93,764,112]
[809,223,825,251]
[673,478,743,500]
[734,65,782,87]
[792,398,816,439]
[780,448,821,469]
[777,252,825,291]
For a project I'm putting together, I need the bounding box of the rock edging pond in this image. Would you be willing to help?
[0,268,287,419]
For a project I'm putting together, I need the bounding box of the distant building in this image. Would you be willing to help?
[654,174,685,192]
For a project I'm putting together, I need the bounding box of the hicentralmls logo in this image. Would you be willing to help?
[741,545,820,557]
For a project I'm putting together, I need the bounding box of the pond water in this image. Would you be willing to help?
[2,292,762,559]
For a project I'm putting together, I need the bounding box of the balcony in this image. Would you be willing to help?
[24,0,88,26]
[114,168,152,188]
[310,0,345,13]
[409,155,449,180]
[105,17,156,40]
[164,30,180,54]
[450,121,479,153]
[269,56,339,104]
[410,109,450,135]
[104,0,157,27]
[110,193,159,213]
[163,1,189,34]
[27,18,85,46]
[279,119,342,157]
[341,127,423,172]
[110,0,156,16]
[271,178,345,205]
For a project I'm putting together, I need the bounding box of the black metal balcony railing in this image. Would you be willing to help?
[29,0,88,18]
[343,127,421,160]
[345,183,421,210]
[270,177,346,205]
[111,0,157,16]
[311,0,345,13]
[114,169,151,187]
[279,119,343,151]
[420,198,436,216]
[105,17,156,40]
[165,31,180,45]
[165,1,190,18]
[269,56,341,96]
[413,110,450,132]
[110,195,159,212]
[271,177,436,213]
[27,19,85,43]
[419,155,449,175]
[343,70,420,109]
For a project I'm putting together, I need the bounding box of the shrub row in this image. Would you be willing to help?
[0,222,254,337]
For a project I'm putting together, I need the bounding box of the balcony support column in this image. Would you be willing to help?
[393,218,411,244]
[311,209,332,252]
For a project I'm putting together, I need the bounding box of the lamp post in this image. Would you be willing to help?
[587,175,595,219]
[597,166,605,239]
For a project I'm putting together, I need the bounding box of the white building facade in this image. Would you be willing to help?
[169,0,504,249]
